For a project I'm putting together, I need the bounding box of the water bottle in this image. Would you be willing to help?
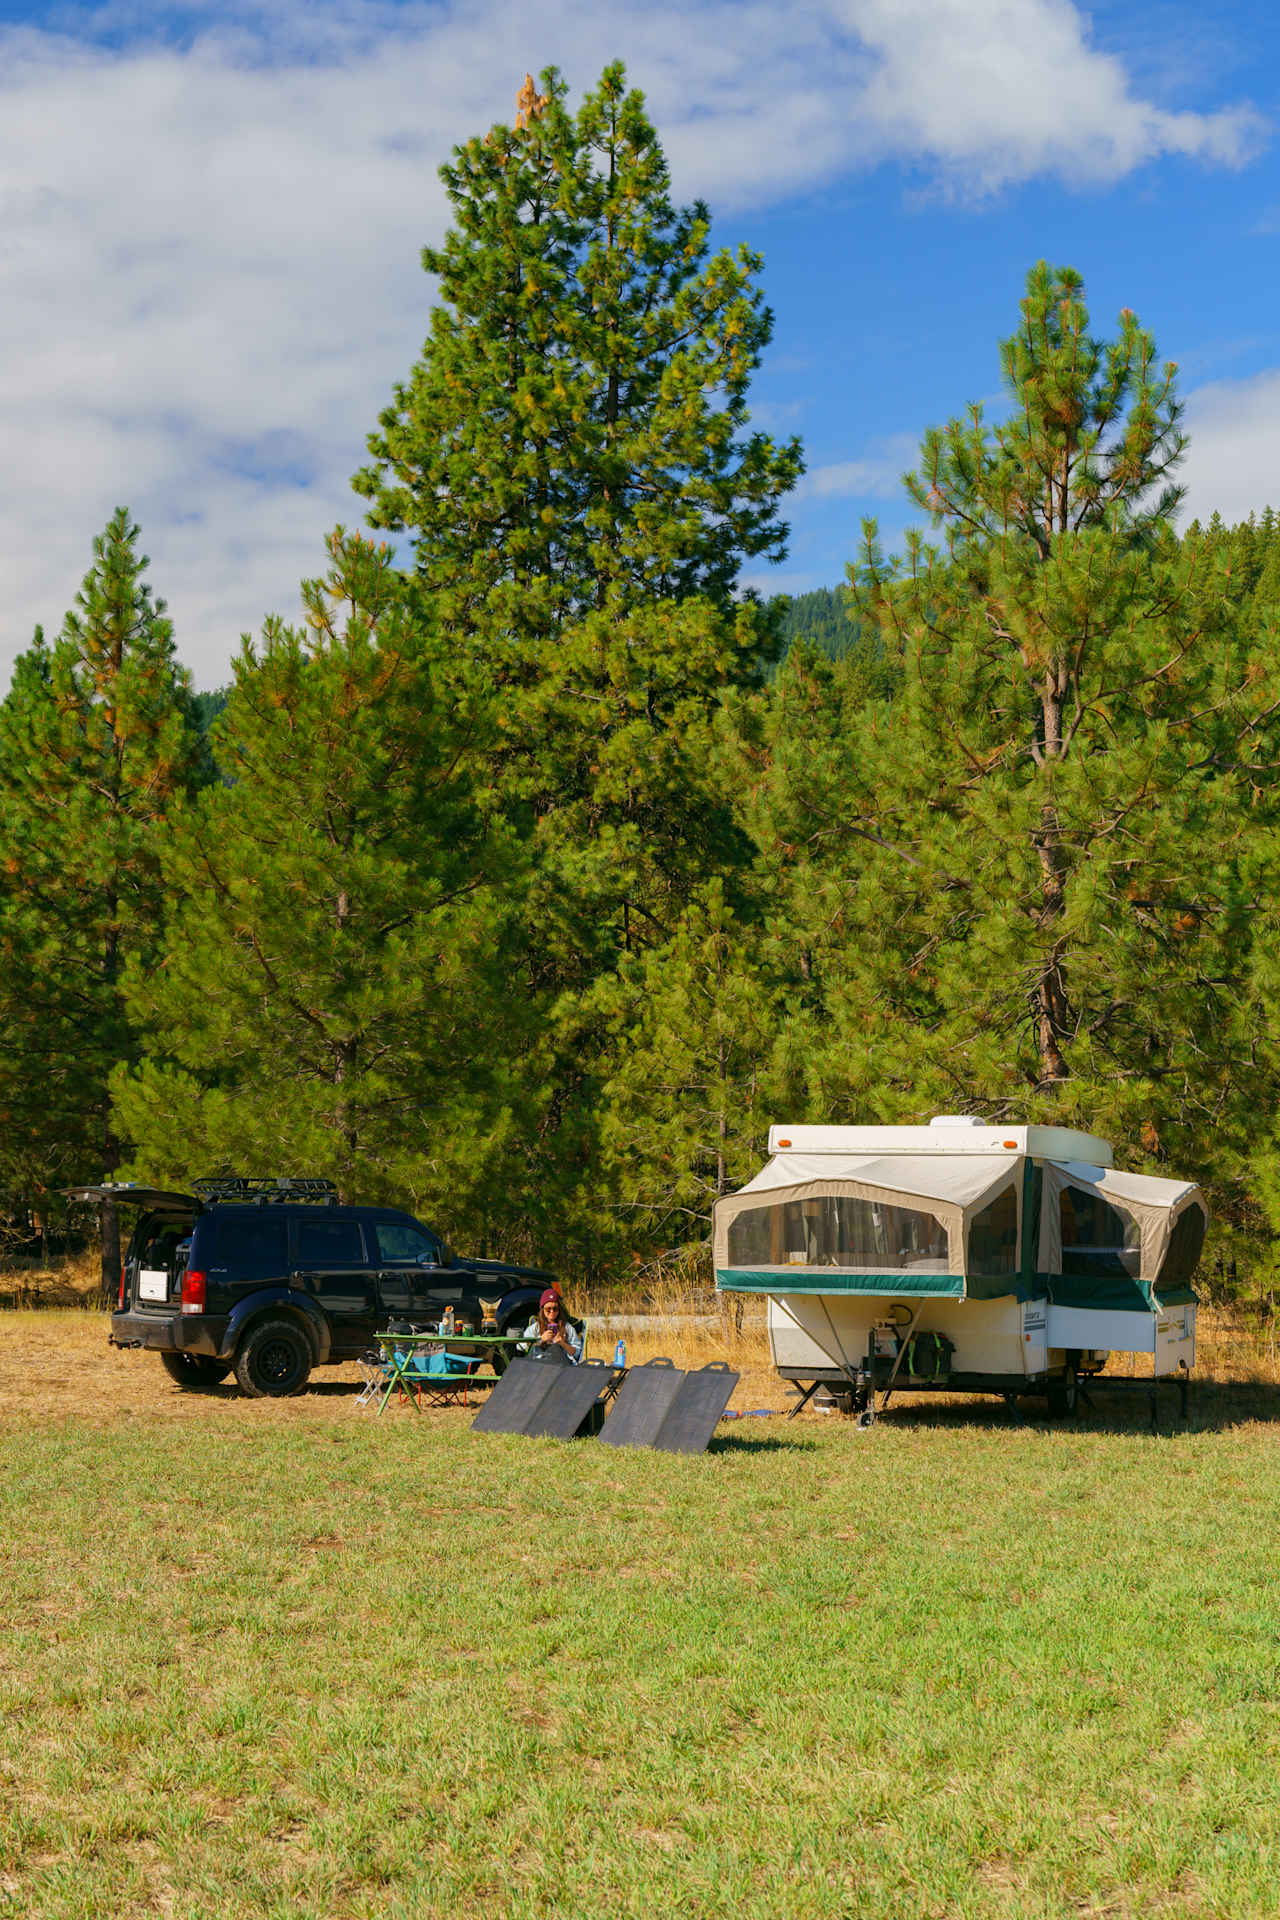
[613,1338,626,1369]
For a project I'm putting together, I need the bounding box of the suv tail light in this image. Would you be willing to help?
[118,1263,127,1309]
[181,1270,207,1316]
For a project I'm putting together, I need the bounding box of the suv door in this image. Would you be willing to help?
[370,1217,464,1324]
[289,1214,378,1357]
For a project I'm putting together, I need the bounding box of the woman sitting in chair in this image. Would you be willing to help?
[522,1287,583,1363]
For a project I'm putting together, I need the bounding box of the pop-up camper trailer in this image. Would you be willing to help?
[712,1117,1207,1418]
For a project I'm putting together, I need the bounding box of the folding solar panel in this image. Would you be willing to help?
[596,1358,685,1449]
[470,1356,560,1435]
[471,1356,617,1439]
[599,1360,739,1455]
[523,1358,618,1438]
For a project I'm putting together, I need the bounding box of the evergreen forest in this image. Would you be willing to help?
[4,63,1280,1295]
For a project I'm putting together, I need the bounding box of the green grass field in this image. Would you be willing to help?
[2,1318,1280,1918]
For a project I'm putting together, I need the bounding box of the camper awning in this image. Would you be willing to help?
[713,1153,1021,1292]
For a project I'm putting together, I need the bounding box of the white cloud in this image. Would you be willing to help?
[800,435,920,501]
[0,0,1265,683]
[845,0,1263,193]
[1181,371,1280,527]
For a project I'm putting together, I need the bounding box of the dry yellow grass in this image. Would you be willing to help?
[0,1246,100,1309]
[2,1254,1277,1433]
[0,1303,785,1431]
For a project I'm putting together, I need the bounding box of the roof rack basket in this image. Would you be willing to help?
[191,1176,339,1207]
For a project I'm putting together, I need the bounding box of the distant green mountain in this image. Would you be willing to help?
[764,585,901,702]
[772,586,860,660]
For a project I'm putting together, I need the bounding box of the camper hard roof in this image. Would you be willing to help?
[765,1117,1113,1167]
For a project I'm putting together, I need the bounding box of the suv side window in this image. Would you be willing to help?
[293,1217,367,1268]
[374,1220,441,1265]
[196,1213,289,1280]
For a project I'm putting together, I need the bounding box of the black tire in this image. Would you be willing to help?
[1046,1366,1078,1417]
[829,1387,869,1417]
[234,1317,313,1398]
[160,1351,232,1390]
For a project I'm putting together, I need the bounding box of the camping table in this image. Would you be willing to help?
[373,1332,528,1414]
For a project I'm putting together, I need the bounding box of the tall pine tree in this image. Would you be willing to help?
[595,879,791,1247]
[354,62,800,666]
[112,531,532,1243]
[351,66,801,1263]
[764,267,1276,1180]
[0,508,202,1281]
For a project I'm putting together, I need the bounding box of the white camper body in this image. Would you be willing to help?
[712,1118,1206,1412]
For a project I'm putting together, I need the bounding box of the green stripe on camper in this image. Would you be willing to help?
[966,1272,1039,1304]
[716,1269,964,1298]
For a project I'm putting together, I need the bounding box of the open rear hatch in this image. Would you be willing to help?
[66,1185,204,1312]
[64,1184,203,1211]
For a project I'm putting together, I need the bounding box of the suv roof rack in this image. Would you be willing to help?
[191,1176,339,1207]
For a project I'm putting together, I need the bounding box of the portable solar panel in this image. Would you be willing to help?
[523,1358,617,1438]
[470,1356,616,1439]
[595,1358,685,1449]
[599,1360,739,1455]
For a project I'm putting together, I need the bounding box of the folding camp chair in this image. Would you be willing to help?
[409,1347,484,1408]
[354,1348,392,1411]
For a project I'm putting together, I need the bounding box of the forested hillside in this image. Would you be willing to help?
[772,588,857,659]
[2,64,1279,1292]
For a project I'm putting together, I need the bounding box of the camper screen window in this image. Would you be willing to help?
[726,1196,948,1271]
[967,1184,1018,1277]
[1155,1205,1205,1298]
[1059,1186,1140,1277]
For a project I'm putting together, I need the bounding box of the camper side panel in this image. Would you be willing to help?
[768,1293,1041,1379]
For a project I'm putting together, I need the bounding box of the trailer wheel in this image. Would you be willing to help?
[1046,1366,1078,1417]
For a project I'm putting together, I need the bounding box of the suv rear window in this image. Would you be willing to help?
[131,1215,193,1270]
[195,1213,289,1279]
[293,1217,366,1267]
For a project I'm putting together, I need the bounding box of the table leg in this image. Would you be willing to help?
[378,1358,419,1414]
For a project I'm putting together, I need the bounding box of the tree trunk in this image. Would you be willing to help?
[1032,801,1071,1086]
[1030,676,1072,1087]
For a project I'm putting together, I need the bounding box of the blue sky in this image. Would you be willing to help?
[2,0,1278,686]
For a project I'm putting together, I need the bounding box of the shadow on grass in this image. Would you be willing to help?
[706,1431,816,1455]
[850,1378,1280,1437]
[1081,1378,1280,1435]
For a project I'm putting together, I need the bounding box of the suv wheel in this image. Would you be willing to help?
[160,1352,232,1390]
[234,1318,313,1398]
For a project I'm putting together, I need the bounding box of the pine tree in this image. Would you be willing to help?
[112,531,530,1243]
[0,509,203,1284]
[352,66,800,1264]
[354,62,801,670]
[774,267,1276,1176]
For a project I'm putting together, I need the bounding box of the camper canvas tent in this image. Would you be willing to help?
[712,1117,1206,1413]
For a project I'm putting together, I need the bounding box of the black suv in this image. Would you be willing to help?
[83,1177,555,1398]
